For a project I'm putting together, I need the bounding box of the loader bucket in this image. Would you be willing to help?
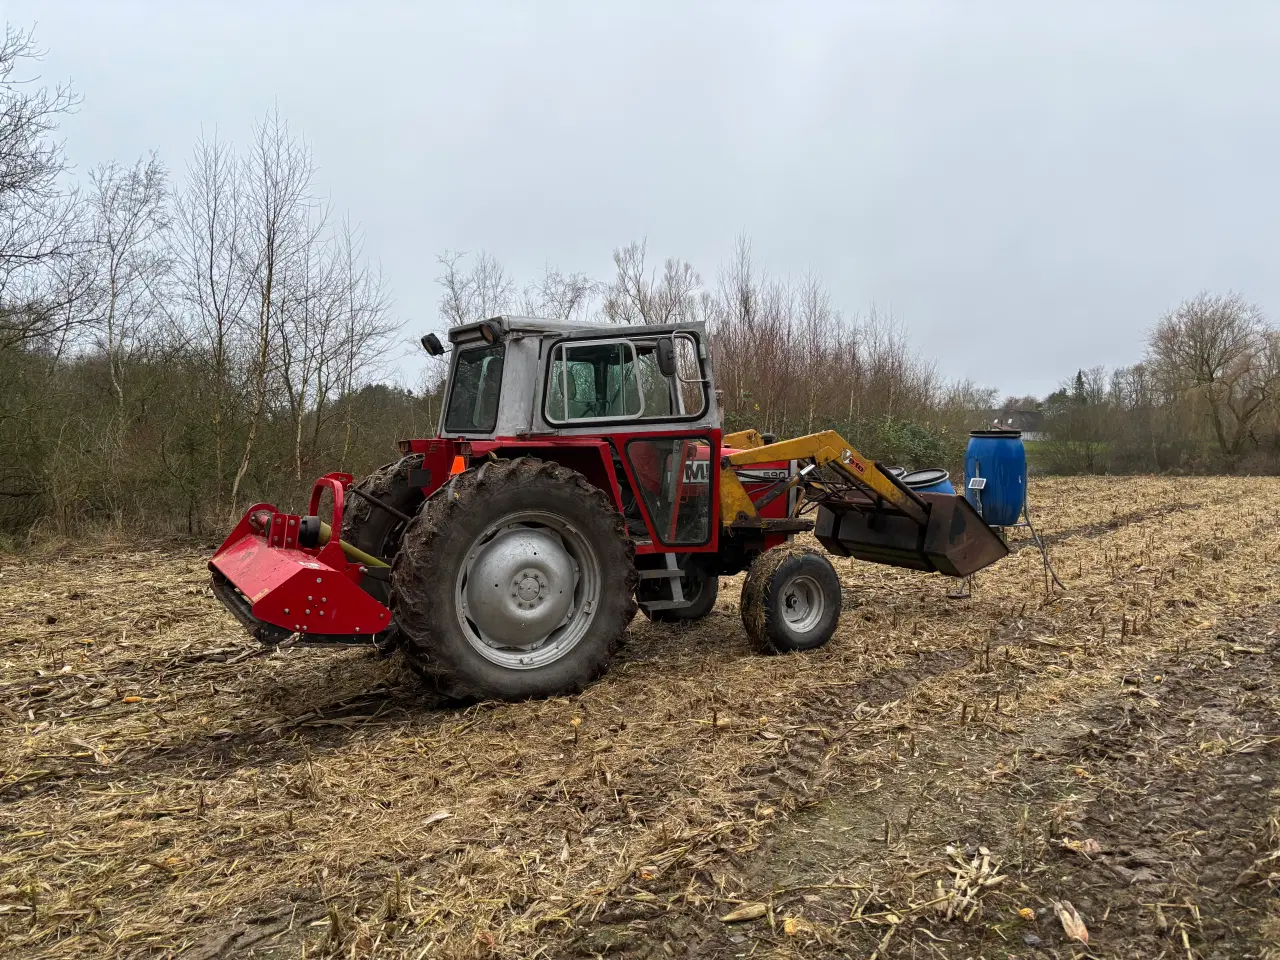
[815,492,1008,578]
[209,501,392,645]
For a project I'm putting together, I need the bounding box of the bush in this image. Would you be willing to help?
[834,415,965,476]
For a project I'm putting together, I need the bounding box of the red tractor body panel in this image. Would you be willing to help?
[210,431,795,641]
[404,430,792,556]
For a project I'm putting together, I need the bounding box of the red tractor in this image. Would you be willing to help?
[211,317,1006,699]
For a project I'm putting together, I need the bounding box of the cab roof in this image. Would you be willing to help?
[449,315,706,345]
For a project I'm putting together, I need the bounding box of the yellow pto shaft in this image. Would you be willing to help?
[316,520,390,568]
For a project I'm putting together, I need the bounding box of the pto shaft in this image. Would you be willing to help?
[250,510,390,569]
[315,520,390,568]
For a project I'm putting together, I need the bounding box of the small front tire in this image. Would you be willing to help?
[741,546,842,654]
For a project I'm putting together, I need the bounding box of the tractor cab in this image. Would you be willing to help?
[437,316,716,440]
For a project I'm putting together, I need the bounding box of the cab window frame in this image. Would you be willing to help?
[443,341,506,435]
[541,333,708,428]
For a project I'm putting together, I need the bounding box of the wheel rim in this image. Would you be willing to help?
[455,510,602,670]
[780,574,824,634]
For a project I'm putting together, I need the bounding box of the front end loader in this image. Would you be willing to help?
[210,316,1008,700]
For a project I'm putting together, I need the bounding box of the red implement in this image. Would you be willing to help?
[208,474,393,645]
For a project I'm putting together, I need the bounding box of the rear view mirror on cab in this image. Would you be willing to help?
[656,337,677,378]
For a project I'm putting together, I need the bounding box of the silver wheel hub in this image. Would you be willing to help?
[781,574,825,634]
[456,511,601,670]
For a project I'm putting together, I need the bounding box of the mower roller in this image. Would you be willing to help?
[210,316,1008,700]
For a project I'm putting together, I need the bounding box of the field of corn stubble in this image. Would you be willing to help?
[2,477,1279,959]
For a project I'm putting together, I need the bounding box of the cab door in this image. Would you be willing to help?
[542,330,720,554]
[620,430,721,553]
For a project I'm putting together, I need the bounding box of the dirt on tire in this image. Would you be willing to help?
[390,457,638,700]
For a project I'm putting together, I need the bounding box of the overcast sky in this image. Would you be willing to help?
[4,1,1278,397]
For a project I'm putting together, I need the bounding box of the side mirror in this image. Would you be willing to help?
[656,337,677,377]
[421,332,444,356]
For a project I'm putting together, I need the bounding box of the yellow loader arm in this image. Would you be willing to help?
[716,429,1008,578]
[719,430,926,526]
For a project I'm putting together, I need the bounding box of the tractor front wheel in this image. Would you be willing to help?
[740,545,842,654]
[391,458,637,700]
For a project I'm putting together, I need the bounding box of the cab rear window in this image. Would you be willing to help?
[445,344,505,434]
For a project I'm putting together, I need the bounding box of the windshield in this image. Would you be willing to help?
[444,343,505,434]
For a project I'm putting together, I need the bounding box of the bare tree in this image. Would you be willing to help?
[229,110,316,516]
[0,25,85,350]
[436,249,515,327]
[85,154,170,415]
[797,271,835,433]
[1148,292,1280,465]
[275,205,333,484]
[520,264,598,320]
[335,217,396,467]
[602,240,700,325]
[172,132,255,510]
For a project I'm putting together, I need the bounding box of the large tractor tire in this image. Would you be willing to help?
[341,454,426,647]
[740,545,842,654]
[391,457,638,700]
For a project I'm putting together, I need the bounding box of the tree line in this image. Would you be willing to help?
[435,238,995,472]
[1023,292,1280,474]
[0,26,410,537]
[3,24,1264,541]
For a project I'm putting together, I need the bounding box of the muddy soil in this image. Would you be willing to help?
[612,612,1278,959]
[2,477,1278,959]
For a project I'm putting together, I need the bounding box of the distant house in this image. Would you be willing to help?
[985,409,1046,441]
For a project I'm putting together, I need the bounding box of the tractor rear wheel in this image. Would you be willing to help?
[391,458,638,700]
[740,545,841,654]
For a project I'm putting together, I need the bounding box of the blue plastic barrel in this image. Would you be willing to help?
[965,430,1026,526]
[901,468,955,494]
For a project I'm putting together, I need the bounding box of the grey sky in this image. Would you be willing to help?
[5,1,1278,397]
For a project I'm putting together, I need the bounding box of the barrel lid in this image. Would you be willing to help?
[902,468,949,485]
[969,429,1023,439]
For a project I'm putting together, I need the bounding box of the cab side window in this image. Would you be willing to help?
[547,341,642,422]
[544,336,705,424]
[445,343,505,434]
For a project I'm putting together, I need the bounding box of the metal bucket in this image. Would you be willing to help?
[814,492,1008,577]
